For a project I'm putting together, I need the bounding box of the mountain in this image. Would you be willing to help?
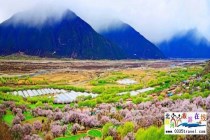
[100,22,165,59]
[158,29,210,58]
[0,10,125,59]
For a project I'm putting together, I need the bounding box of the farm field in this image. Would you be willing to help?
[0,59,209,140]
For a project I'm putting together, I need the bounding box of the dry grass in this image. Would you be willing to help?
[30,68,171,89]
[31,70,102,86]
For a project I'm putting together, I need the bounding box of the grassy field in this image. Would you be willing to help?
[3,113,14,126]
[87,129,102,138]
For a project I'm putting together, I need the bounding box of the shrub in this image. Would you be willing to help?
[33,121,42,131]
[71,123,80,135]
[22,123,33,135]
[135,126,176,140]
[16,113,25,121]
[0,87,12,92]
[102,123,113,138]
[170,95,179,100]
[117,122,134,138]
[35,101,43,107]
[12,116,21,125]
[158,96,164,101]
[51,125,62,138]
[0,104,6,118]
[11,124,23,140]
[206,95,210,109]
[133,97,144,104]
[23,134,42,140]
[100,116,110,125]
[61,125,67,136]
[53,112,63,120]
[123,132,134,140]
[104,136,113,140]
[108,127,118,139]
[181,93,191,99]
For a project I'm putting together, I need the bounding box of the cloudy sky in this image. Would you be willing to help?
[0,0,210,43]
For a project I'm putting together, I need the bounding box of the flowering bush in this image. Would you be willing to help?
[123,132,135,140]
[23,134,42,140]
[43,103,53,110]
[17,112,25,121]
[12,116,21,125]
[63,104,72,112]
[23,123,33,135]
[53,112,63,120]
[206,95,210,109]
[3,101,15,110]
[18,105,27,112]
[98,103,112,110]
[81,116,99,128]
[54,107,61,112]
[33,121,42,131]
[32,107,42,117]
[108,127,118,140]
[12,108,22,115]
[193,96,205,106]
[51,124,62,137]
[71,123,80,135]
[45,110,53,119]
[61,125,67,136]
[100,116,110,125]
[0,104,6,118]
[11,124,23,140]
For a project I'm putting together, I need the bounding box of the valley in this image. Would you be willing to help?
[0,1,210,140]
[0,59,209,140]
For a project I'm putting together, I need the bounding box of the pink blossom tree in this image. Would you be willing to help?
[206,95,210,109]
[11,124,23,140]
[63,104,72,112]
[108,127,118,140]
[61,125,67,136]
[193,96,205,106]
[22,123,33,136]
[17,112,25,121]
[100,116,110,125]
[3,101,15,110]
[33,121,42,132]
[12,116,21,125]
[12,108,22,115]
[23,134,42,140]
[72,123,80,135]
[123,132,135,140]
[0,104,6,118]
[53,112,63,120]
[51,125,62,137]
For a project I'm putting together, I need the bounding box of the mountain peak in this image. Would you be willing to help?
[158,29,210,58]
[0,9,125,59]
[101,21,165,59]
[2,9,77,27]
[61,9,77,20]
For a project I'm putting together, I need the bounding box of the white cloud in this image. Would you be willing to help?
[0,0,210,43]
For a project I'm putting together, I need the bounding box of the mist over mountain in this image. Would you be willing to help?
[0,10,125,59]
[101,22,165,59]
[2,8,208,60]
[158,29,210,58]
